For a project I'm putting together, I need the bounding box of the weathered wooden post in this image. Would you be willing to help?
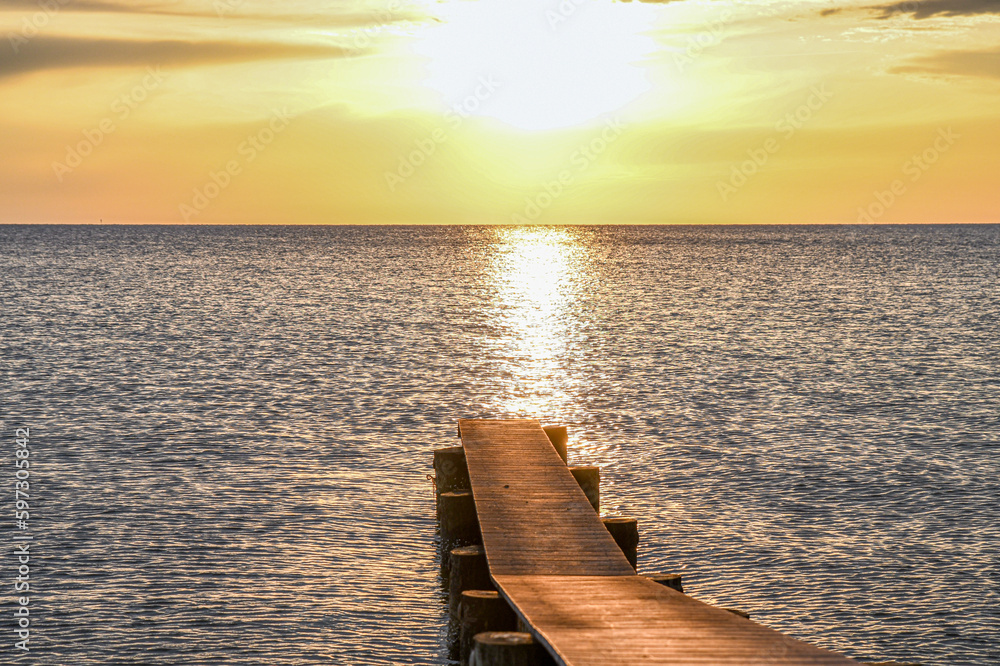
[470,631,552,666]
[459,590,517,665]
[435,446,470,494]
[439,489,480,575]
[648,573,684,593]
[542,425,568,463]
[569,466,599,512]
[440,490,479,545]
[602,516,638,570]
[450,545,493,619]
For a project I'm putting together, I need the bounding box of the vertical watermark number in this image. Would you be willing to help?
[11,427,32,653]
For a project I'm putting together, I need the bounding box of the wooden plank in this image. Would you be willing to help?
[459,419,859,666]
[493,575,858,665]
[459,419,635,576]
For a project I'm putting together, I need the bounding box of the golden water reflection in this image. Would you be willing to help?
[486,226,592,419]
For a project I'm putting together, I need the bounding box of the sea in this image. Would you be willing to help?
[1,224,997,665]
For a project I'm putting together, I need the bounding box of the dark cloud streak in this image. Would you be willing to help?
[0,36,352,80]
[874,0,1000,17]
[892,46,1000,79]
[1,0,196,14]
[822,0,1000,18]
[0,0,427,26]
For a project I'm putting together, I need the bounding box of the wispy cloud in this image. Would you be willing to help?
[871,0,1000,18]
[822,0,1000,18]
[1,0,427,25]
[892,46,1000,79]
[0,36,353,80]
[2,0,200,15]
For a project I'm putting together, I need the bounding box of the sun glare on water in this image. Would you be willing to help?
[487,227,592,416]
[414,0,657,131]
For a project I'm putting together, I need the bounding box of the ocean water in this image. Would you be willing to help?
[1,224,997,665]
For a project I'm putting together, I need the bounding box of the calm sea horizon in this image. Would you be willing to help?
[2,223,997,664]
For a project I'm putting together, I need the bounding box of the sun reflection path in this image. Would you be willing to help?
[487,226,591,418]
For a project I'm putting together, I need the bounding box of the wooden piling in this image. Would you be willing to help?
[450,545,493,619]
[542,425,568,463]
[459,590,517,665]
[439,490,481,575]
[569,466,599,513]
[470,631,551,666]
[450,419,860,666]
[434,446,470,494]
[602,516,638,570]
[648,573,683,593]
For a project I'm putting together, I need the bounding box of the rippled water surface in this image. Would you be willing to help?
[1,224,998,665]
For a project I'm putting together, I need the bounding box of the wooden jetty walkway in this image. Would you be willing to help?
[456,418,858,666]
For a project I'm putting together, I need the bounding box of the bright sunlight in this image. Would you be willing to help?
[414,0,658,131]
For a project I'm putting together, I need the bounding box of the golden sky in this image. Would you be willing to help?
[1,0,997,224]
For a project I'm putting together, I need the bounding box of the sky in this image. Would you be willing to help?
[0,0,997,224]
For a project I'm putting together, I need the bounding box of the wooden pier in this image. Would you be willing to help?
[438,418,860,665]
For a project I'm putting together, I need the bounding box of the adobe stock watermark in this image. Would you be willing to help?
[856,127,959,224]
[51,67,166,182]
[670,0,786,73]
[215,0,247,18]
[178,108,292,222]
[546,0,591,30]
[512,117,626,223]
[7,0,70,54]
[11,427,33,653]
[216,0,404,59]
[717,84,833,202]
[673,0,738,73]
[335,0,407,57]
[384,75,501,192]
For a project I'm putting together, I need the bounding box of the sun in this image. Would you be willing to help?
[413,0,657,132]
